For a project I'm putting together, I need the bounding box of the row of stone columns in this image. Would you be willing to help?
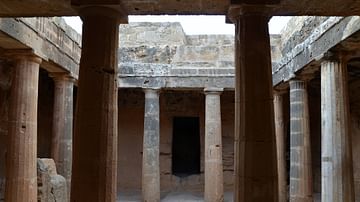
[3,56,226,202]
[1,2,281,202]
[4,52,75,202]
[3,54,226,202]
[2,4,282,202]
[274,54,355,201]
[141,88,224,202]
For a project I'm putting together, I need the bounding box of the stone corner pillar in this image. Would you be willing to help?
[289,79,313,202]
[230,7,278,202]
[321,53,355,202]
[142,88,161,202]
[70,6,128,202]
[49,72,76,195]
[5,51,42,202]
[204,87,224,202]
[273,90,287,202]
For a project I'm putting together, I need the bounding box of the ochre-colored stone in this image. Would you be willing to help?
[274,92,287,202]
[70,6,126,202]
[233,12,278,202]
[50,73,75,199]
[5,55,41,202]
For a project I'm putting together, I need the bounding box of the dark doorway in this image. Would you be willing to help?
[172,117,200,177]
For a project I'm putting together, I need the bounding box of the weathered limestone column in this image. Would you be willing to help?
[50,73,75,192]
[289,79,312,202]
[321,56,354,202]
[5,53,41,202]
[142,88,160,202]
[232,10,278,202]
[204,88,224,202]
[70,6,127,202]
[273,91,287,202]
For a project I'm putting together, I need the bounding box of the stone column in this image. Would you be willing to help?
[204,88,224,202]
[5,53,41,202]
[142,88,160,202]
[232,11,278,201]
[289,79,312,202]
[50,73,75,192]
[321,57,354,202]
[70,7,127,202]
[273,91,287,202]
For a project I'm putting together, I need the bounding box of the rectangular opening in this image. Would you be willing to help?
[172,117,200,177]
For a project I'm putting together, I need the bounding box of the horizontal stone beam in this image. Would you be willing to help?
[0,17,81,78]
[2,0,360,17]
[118,76,234,90]
[119,63,235,77]
[273,16,360,86]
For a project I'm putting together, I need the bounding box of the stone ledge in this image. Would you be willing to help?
[273,16,360,86]
[119,76,234,89]
[0,17,81,78]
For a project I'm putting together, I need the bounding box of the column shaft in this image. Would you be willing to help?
[289,80,312,202]
[70,7,123,202]
[273,92,287,202]
[51,74,74,193]
[5,55,41,202]
[234,13,278,202]
[204,88,224,202]
[321,60,354,202]
[142,89,160,202]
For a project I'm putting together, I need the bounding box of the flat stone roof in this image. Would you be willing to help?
[1,0,360,17]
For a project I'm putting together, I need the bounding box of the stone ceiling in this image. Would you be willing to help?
[1,0,360,17]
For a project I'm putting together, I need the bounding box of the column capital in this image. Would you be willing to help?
[204,87,224,95]
[3,49,42,64]
[49,72,76,83]
[77,5,128,24]
[143,88,160,99]
[273,89,287,96]
[289,78,306,83]
[321,50,352,64]
[273,91,285,103]
[143,88,160,93]
[289,79,307,89]
[227,4,272,23]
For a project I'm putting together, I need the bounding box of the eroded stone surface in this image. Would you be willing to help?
[37,158,68,202]
[0,17,81,78]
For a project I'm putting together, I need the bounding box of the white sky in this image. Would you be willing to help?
[63,15,291,35]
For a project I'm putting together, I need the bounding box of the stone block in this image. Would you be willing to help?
[37,158,68,202]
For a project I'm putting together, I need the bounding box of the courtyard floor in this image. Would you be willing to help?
[118,191,234,202]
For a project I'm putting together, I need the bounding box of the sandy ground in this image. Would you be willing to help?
[118,191,233,202]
